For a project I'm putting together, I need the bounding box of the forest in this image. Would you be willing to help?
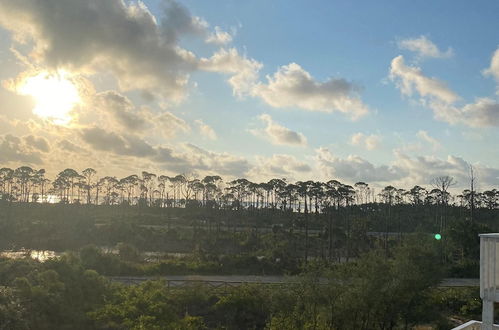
[0,165,498,329]
[2,166,498,212]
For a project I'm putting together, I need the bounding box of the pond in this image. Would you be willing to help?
[0,249,62,262]
[0,248,191,262]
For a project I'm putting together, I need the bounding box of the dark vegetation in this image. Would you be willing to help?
[0,166,498,328]
[0,241,483,329]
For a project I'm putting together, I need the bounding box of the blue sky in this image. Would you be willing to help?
[169,0,499,158]
[0,0,498,190]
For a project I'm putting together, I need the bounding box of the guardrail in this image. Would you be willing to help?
[108,276,296,291]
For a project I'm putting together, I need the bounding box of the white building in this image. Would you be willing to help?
[453,234,499,330]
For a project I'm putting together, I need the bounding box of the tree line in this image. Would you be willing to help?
[0,166,497,211]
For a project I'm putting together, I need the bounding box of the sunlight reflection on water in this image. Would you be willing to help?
[0,250,61,262]
[0,249,190,262]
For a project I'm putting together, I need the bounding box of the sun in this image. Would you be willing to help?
[19,71,80,125]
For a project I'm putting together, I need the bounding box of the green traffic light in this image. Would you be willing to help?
[434,233,442,240]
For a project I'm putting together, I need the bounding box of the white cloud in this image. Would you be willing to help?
[199,48,262,97]
[195,120,217,140]
[0,115,33,136]
[57,139,89,155]
[483,47,499,91]
[392,151,499,189]
[0,0,372,120]
[160,2,209,39]
[459,98,499,127]
[201,53,370,120]
[0,0,204,101]
[416,130,441,151]
[93,91,151,132]
[179,143,250,177]
[428,97,499,127]
[350,133,381,150]
[398,36,453,59]
[90,90,191,138]
[316,147,404,183]
[390,55,458,104]
[0,134,45,164]
[247,154,312,182]
[80,127,156,158]
[316,147,499,189]
[78,127,249,177]
[206,26,233,45]
[155,112,191,138]
[251,114,307,146]
[23,134,50,153]
[253,63,369,119]
[390,55,499,127]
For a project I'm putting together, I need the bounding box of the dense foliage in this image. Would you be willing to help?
[0,165,497,328]
[0,199,493,278]
[0,239,480,330]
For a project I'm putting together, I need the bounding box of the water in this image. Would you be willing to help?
[0,248,190,262]
[0,249,61,262]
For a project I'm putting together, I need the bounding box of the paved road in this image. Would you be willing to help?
[108,275,480,287]
[439,278,479,287]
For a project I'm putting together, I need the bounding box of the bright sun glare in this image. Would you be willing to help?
[19,72,80,125]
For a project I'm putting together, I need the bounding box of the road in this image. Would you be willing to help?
[108,275,480,287]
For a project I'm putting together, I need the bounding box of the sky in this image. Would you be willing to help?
[0,0,498,191]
